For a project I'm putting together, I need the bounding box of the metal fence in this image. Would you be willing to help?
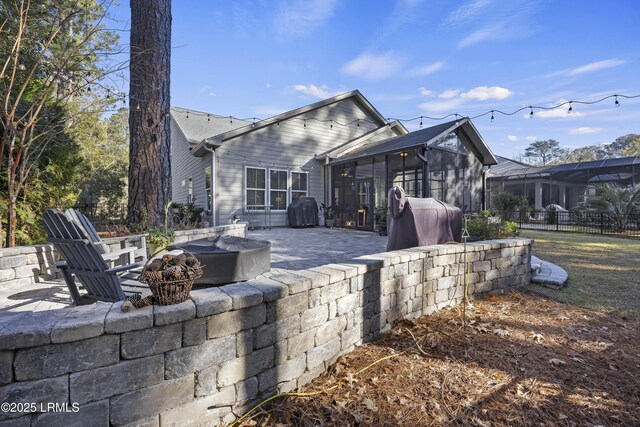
[508,210,640,238]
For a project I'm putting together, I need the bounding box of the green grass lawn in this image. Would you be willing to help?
[521,230,640,318]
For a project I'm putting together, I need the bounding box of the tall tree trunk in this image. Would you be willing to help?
[128,0,172,228]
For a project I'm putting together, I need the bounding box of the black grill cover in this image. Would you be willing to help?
[387,186,462,251]
[287,197,319,227]
[168,235,270,285]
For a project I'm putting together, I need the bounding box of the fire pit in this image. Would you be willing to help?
[167,235,270,285]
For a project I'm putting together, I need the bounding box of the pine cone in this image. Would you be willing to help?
[163,266,179,280]
[185,254,199,267]
[173,254,187,266]
[147,259,164,271]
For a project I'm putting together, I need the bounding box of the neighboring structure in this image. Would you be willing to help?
[171,90,497,230]
[487,155,640,210]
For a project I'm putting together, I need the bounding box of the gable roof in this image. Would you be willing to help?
[170,107,250,144]
[329,118,497,166]
[192,90,407,154]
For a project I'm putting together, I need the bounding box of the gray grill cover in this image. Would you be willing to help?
[287,197,319,227]
[387,186,462,251]
[168,235,270,285]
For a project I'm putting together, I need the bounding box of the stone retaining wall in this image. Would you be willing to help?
[0,224,247,289]
[0,238,531,426]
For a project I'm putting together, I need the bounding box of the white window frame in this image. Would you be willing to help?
[245,166,267,211]
[291,171,309,201]
[269,168,289,212]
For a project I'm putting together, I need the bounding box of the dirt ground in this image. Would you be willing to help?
[238,292,640,427]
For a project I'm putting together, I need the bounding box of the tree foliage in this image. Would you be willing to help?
[559,134,640,163]
[523,139,568,165]
[0,0,120,246]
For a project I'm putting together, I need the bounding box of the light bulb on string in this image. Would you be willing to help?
[186,111,189,119]
[568,102,573,113]
[229,116,233,124]
[207,114,210,122]
[303,119,306,128]
[276,121,280,127]
[357,119,360,127]
[330,120,333,129]
[419,116,423,128]
[490,110,494,122]
[529,107,534,118]
[615,95,620,107]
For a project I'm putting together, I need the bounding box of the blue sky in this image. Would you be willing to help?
[110,0,640,158]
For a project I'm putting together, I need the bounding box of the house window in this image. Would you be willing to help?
[204,167,212,213]
[246,167,266,208]
[270,169,288,210]
[291,171,308,200]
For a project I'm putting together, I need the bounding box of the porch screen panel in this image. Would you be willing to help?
[246,167,266,208]
[270,169,288,210]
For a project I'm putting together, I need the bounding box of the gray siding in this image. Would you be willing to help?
[170,117,212,221]
[215,98,385,226]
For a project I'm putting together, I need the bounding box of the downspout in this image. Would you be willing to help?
[203,142,217,226]
[325,154,332,206]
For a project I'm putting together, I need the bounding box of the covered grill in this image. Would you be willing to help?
[287,197,319,227]
[387,186,462,251]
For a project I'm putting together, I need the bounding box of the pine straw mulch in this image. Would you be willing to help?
[239,292,640,427]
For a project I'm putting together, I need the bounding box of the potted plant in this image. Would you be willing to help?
[147,201,175,256]
[320,203,335,228]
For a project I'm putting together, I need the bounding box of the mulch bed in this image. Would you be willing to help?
[240,292,640,426]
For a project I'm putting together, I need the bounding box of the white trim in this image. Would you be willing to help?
[269,168,289,212]
[291,170,309,200]
[244,166,267,212]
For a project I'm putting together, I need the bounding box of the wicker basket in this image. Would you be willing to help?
[138,252,203,306]
[146,277,200,305]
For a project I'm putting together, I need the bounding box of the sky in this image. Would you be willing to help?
[109,0,640,158]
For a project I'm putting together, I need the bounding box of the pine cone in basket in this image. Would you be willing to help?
[185,254,199,267]
[163,266,180,281]
[173,253,187,266]
[147,258,164,272]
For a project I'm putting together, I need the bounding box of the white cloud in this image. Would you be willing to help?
[568,59,626,76]
[418,87,434,97]
[342,52,404,81]
[408,61,445,76]
[439,89,462,99]
[461,86,512,100]
[535,108,584,119]
[525,136,537,142]
[458,22,505,48]
[569,127,602,135]
[293,84,341,99]
[266,83,271,88]
[275,0,338,38]
[445,0,493,25]
[208,92,216,97]
[418,98,464,113]
[507,135,518,141]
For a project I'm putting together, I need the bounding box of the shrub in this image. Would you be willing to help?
[172,202,204,228]
[493,192,522,221]
[466,218,520,241]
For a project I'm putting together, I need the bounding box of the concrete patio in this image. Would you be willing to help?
[0,227,388,312]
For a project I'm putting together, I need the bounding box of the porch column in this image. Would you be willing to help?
[559,184,566,208]
[534,181,543,209]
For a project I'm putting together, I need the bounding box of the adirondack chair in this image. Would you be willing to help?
[43,209,144,305]
[65,209,146,265]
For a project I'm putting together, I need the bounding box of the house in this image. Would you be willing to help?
[170,90,497,230]
[487,155,640,210]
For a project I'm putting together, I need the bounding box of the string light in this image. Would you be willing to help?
[124,92,639,128]
[490,110,494,122]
